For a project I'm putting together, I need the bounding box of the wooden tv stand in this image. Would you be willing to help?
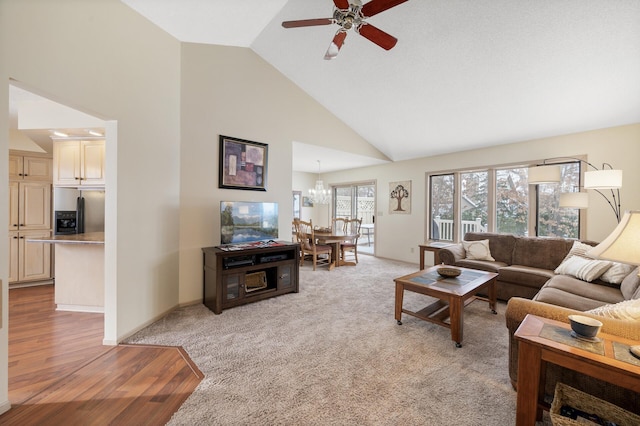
[202,241,300,314]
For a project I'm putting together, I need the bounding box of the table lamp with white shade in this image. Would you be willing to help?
[588,210,640,275]
[587,210,640,359]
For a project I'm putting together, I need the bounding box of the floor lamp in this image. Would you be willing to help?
[529,159,622,222]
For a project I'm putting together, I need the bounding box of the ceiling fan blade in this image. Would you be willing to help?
[282,18,334,28]
[358,23,397,50]
[361,0,408,17]
[333,0,350,9]
[324,31,348,60]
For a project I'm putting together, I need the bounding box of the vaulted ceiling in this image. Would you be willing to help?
[12,1,640,173]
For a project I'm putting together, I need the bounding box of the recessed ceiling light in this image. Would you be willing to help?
[52,130,68,137]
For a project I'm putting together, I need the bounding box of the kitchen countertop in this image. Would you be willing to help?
[26,232,105,245]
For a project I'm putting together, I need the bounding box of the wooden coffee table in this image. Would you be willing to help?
[394,265,498,347]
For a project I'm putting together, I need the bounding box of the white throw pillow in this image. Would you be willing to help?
[554,256,612,282]
[559,241,634,284]
[560,241,594,263]
[600,262,636,285]
[586,298,640,321]
[462,239,495,261]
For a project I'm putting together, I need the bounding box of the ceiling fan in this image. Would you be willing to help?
[282,0,408,60]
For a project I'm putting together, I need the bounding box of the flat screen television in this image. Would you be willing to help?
[220,201,278,244]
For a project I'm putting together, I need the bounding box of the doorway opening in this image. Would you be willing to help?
[7,81,110,332]
[332,181,375,255]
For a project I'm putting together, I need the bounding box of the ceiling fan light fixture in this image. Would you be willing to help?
[282,0,407,59]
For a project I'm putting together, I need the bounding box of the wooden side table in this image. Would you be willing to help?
[419,241,454,269]
[514,314,640,425]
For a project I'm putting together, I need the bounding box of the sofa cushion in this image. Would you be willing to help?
[621,267,640,299]
[554,256,612,282]
[462,239,494,261]
[454,259,506,273]
[534,287,613,311]
[586,298,640,321]
[534,275,625,311]
[511,236,575,271]
[463,233,516,264]
[498,265,555,289]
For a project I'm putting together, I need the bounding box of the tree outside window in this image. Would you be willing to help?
[428,161,581,241]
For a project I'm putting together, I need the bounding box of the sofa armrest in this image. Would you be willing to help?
[505,296,640,404]
[505,297,640,340]
[438,244,465,265]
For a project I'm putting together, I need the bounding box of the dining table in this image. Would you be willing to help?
[310,229,359,268]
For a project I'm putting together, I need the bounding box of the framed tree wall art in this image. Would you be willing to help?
[219,135,268,191]
[389,180,411,214]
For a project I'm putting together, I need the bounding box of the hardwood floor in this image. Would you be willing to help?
[0,285,203,425]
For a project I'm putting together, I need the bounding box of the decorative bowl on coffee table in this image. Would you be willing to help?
[437,267,461,278]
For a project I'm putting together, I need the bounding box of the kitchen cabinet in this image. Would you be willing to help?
[8,151,53,286]
[53,140,105,187]
[9,230,52,283]
[9,154,52,181]
[9,181,52,231]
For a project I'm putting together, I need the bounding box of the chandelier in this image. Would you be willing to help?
[308,160,330,205]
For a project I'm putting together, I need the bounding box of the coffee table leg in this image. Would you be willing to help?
[395,282,404,325]
[449,297,463,347]
[489,279,497,314]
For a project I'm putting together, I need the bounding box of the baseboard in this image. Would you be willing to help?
[179,299,203,308]
[9,279,54,289]
[56,304,104,313]
[111,303,179,345]
[0,399,11,416]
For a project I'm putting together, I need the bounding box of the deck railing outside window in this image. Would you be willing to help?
[433,216,487,241]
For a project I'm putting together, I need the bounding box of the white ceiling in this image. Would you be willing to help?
[11,1,640,174]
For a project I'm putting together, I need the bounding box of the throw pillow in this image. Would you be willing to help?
[462,239,495,261]
[600,262,636,285]
[621,267,640,300]
[559,241,634,285]
[560,241,594,263]
[554,256,612,282]
[586,298,640,321]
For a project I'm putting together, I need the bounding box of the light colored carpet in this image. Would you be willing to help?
[126,255,517,425]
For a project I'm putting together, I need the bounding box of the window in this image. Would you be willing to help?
[496,167,529,235]
[461,171,489,236]
[428,161,582,241]
[430,174,454,241]
[536,162,580,238]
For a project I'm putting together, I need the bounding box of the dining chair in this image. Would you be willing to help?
[341,217,362,263]
[332,217,348,233]
[294,219,333,271]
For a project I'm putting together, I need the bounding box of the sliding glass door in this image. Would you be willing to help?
[333,182,375,254]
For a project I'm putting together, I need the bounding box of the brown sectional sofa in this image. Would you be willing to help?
[438,232,640,414]
[438,232,604,301]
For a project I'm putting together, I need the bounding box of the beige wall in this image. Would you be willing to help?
[177,43,378,305]
[316,124,640,264]
[1,0,182,408]
[293,171,328,226]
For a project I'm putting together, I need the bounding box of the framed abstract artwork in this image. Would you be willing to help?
[219,135,268,191]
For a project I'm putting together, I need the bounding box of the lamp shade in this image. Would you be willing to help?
[559,192,589,209]
[584,169,622,189]
[528,165,561,185]
[587,211,640,265]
